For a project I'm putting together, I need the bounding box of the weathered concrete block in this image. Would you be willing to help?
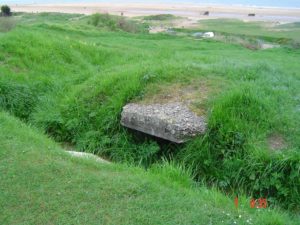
[121,103,206,143]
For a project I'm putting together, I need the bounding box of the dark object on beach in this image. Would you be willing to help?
[121,12,124,16]
[1,5,12,16]
[204,11,209,16]
[248,13,255,17]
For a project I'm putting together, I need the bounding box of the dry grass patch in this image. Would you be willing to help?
[135,79,222,116]
[268,133,287,151]
[0,16,17,32]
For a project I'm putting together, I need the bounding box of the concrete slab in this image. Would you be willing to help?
[121,102,206,143]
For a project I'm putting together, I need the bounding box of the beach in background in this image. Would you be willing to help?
[2,0,300,8]
[5,2,300,23]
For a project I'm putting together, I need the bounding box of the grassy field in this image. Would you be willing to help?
[197,19,300,42]
[0,12,300,223]
[1,111,299,224]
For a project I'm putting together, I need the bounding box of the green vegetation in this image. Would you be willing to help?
[143,14,179,21]
[88,13,148,33]
[1,111,299,224]
[198,19,300,43]
[0,5,14,31]
[0,5,11,17]
[0,12,299,222]
[0,16,16,32]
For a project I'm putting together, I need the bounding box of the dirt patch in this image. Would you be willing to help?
[214,34,280,50]
[146,17,199,34]
[260,43,280,50]
[135,79,216,116]
[267,133,287,151]
[149,26,168,33]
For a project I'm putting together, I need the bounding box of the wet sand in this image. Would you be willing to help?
[10,3,300,23]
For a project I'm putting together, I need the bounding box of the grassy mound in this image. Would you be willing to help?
[0,13,299,211]
[177,86,300,209]
[88,13,148,33]
[0,111,299,224]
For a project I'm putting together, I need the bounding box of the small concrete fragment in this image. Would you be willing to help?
[192,32,214,38]
[67,151,110,164]
[121,103,206,143]
[203,32,214,38]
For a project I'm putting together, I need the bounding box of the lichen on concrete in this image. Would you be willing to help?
[121,102,206,143]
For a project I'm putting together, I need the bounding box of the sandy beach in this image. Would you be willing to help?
[9,3,300,23]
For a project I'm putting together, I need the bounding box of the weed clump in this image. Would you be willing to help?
[0,16,16,32]
[0,5,15,32]
[88,13,148,33]
[0,81,38,120]
[1,5,11,17]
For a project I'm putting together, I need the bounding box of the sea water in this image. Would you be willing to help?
[1,0,300,9]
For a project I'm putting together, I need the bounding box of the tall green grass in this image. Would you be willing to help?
[177,85,300,209]
[1,111,299,224]
[198,19,300,43]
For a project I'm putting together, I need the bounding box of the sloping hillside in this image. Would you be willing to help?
[0,111,298,224]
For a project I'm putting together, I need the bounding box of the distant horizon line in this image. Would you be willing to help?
[2,2,300,10]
